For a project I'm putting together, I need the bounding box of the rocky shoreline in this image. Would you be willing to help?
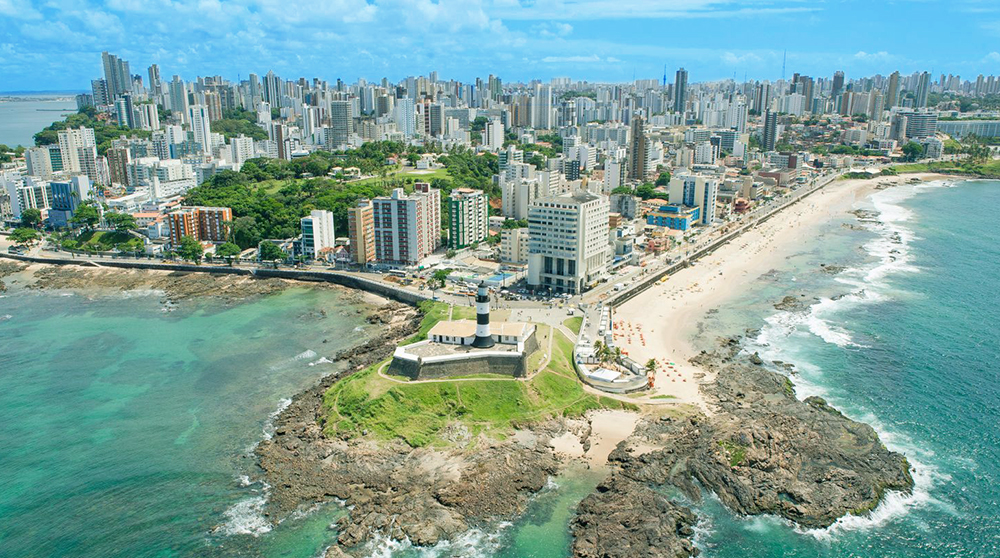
[3,262,374,305]
[254,318,914,558]
[570,339,914,557]
[254,301,601,556]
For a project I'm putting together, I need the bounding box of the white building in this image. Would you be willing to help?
[187,105,212,154]
[484,119,504,151]
[501,227,529,264]
[527,191,610,294]
[300,209,337,258]
[668,173,719,225]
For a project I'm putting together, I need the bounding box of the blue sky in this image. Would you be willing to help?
[1,0,999,91]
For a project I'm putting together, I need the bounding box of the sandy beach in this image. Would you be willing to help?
[613,173,950,412]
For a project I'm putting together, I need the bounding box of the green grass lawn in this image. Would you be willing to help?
[63,230,135,251]
[893,160,1000,177]
[404,300,453,343]
[563,316,583,335]
[321,328,637,448]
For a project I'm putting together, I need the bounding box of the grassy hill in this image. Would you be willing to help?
[320,325,636,448]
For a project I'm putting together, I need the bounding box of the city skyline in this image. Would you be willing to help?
[4,0,1000,91]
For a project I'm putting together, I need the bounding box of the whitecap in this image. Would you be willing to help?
[219,494,272,537]
[361,523,511,558]
[309,357,333,367]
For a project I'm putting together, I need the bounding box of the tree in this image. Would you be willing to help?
[655,172,671,187]
[10,227,39,248]
[258,241,287,262]
[20,208,42,229]
[445,248,457,259]
[216,241,242,265]
[902,141,925,162]
[176,235,204,264]
[406,152,421,165]
[635,183,659,200]
[431,268,451,289]
[105,212,138,233]
[69,201,101,231]
[645,358,658,376]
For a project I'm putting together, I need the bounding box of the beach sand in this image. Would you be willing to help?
[613,173,949,413]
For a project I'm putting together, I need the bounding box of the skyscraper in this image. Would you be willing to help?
[886,71,900,109]
[186,105,212,155]
[915,72,931,108]
[832,71,845,102]
[762,110,778,152]
[168,76,188,123]
[627,115,647,181]
[101,51,132,99]
[147,64,161,94]
[330,100,353,147]
[674,68,688,113]
[263,70,282,109]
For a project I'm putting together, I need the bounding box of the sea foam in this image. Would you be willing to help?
[742,179,958,538]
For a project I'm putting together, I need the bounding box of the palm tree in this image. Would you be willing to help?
[645,358,657,377]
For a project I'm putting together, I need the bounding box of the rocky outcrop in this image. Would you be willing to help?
[570,341,914,557]
[0,261,25,292]
[572,475,698,558]
[255,307,569,556]
[23,264,326,303]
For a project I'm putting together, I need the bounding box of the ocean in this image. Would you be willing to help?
[0,287,377,557]
[0,95,78,147]
[2,179,998,557]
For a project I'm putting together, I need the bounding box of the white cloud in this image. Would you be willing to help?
[983,51,1000,62]
[853,50,895,63]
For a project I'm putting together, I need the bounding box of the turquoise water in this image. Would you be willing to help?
[0,287,372,557]
[0,96,77,147]
[694,179,1000,556]
[3,180,999,558]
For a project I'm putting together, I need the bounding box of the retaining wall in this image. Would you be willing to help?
[0,253,430,306]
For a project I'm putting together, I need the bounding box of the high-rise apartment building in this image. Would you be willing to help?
[167,206,232,246]
[674,68,688,113]
[101,51,131,99]
[347,199,376,266]
[300,209,336,258]
[762,110,778,152]
[48,176,93,228]
[627,115,647,181]
[448,189,489,249]
[526,191,610,294]
[187,105,212,154]
[329,100,353,148]
[372,183,441,266]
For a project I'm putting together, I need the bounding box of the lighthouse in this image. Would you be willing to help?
[471,281,495,348]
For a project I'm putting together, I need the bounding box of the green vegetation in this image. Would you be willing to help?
[68,201,101,231]
[19,208,42,229]
[61,230,135,252]
[563,316,583,335]
[176,235,204,263]
[901,141,925,162]
[184,143,497,250]
[559,90,597,101]
[406,301,452,343]
[0,144,25,161]
[718,439,748,467]
[9,227,39,248]
[894,159,1000,178]
[215,241,242,264]
[211,108,269,141]
[33,107,151,156]
[650,394,677,400]
[321,328,637,447]
[258,241,287,262]
[104,212,137,233]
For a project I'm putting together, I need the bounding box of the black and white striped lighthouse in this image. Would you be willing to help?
[471,281,495,348]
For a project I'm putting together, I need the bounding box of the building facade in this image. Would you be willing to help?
[347,199,376,265]
[372,183,441,266]
[300,209,336,258]
[526,191,610,294]
[448,188,489,249]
